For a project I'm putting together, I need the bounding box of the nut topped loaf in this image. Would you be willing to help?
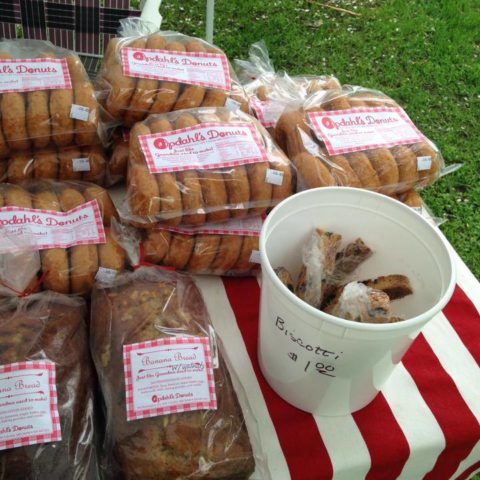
[91,267,255,479]
[0,292,97,479]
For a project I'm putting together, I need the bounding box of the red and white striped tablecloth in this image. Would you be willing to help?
[194,247,480,480]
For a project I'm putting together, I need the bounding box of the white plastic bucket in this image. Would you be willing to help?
[258,188,455,416]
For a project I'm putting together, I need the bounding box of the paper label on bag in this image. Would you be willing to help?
[155,215,264,236]
[121,47,232,90]
[139,122,269,174]
[250,96,285,128]
[0,58,72,93]
[0,361,61,451]
[123,337,217,421]
[70,104,90,121]
[225,97,241,112]
[265,168,284,186]
[249,249,261,264]
[0,200,105,250]
[72,158,91,172]
[417,155,432,171]
[95,267,118,283]
[308,107,426,155]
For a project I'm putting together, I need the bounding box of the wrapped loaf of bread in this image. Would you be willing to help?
[275,85,444,195]
[0,180,124,295]
[139,216,262,275]
[97,28,249,126]
[0,292,98,478]
[0,39,104,156]
[0,145,108,186]
[125,106,295,227]
[91,267,256,479]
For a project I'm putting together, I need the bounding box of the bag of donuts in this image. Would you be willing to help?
[275,85,454,195]
[0,39,107,156]
[0,180,125,295]
[124,106,295,227]
[97,18,249,127]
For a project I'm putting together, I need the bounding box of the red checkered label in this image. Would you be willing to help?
[0,58,72,93]
[0,200,105,252]
[307,107,426,155]
[121,47,231,90]
[123,337,217,421]
[139,122,269,174]
[154,215,264,237]
[0,361,61,451]
[250,95,286,128]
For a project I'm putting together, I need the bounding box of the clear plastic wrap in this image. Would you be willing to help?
[0,291,98,478]
[97,20,250,127]
[235,41,341,135]
[124,106,295,227]
[91,267,257,479]
[0,39,105,155]
[0,145,109,186]
[275,85,454,195]
[115,215,262,275]
[106,129,130,186]
[0,180,125,295]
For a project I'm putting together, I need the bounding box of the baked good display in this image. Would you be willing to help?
[277,228,413,323]
[0,39,103,155]
[97,31,249,126]
[0,180,124,295]
[125,107,295,227]
[0,145,108,186]
[0,292,98,478]
[90,267,256,479]
[139,216,262,275]
[275,85,443,195]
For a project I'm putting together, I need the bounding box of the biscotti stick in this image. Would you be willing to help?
[149,117,183,226]
[150,41,186,114]
[124,34,166,126]
[360,274,413,301]
[275,267,295,292]
[58,187,98,294]
[32,188,70,293]
[173,40,207,110]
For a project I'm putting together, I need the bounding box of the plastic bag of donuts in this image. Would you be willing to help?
[97,19,250,127]
[0,145,109,186]
[105,128,130,186]
[0,180,125,295]
[125,106,295,227]
[275,85,446,195]
[0,39,105,156]
[235,41,341,135]
[118,215,262,275]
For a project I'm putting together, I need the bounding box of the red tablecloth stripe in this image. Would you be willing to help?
[442,285,480,365]
[223,277,334,480]
[352,393,410,480]
[402,334,480,479]
[455,460,480,480]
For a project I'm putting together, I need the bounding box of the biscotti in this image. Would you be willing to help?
[125,106,295,227]
[90,268,255,479]
[0,292,98,478]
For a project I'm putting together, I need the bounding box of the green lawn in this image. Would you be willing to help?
[157,0,480,278]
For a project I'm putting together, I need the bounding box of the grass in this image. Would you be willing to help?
[155,0,480,279]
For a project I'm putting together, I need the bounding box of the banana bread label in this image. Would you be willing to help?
[308,107,426,155]
[123,337,217,421]
[139,122,269,174]
[0,199,106,251]
[121,47,232,90]
[250,96,285,128]
[0,58,72,93]
[154,215,264,236]
[0,361,61,451]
